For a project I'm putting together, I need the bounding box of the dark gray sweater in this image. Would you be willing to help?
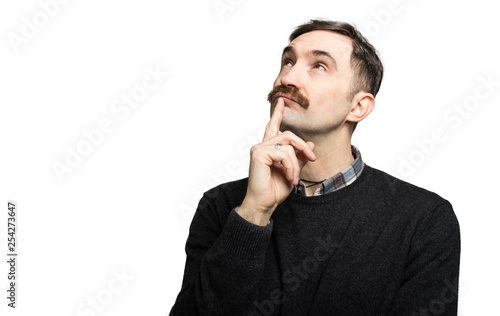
[170,164,460,315]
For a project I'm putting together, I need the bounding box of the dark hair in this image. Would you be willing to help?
[289,19,384,132]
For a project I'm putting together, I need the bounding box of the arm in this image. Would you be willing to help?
[389,200,461,315]
[169,196,273,316]
[171,97,316,314]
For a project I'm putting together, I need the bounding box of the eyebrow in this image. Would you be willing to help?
[281,46,337,70]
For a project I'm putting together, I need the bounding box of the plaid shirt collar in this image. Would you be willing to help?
[294,145,364,196]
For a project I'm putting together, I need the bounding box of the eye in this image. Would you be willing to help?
[282,59,293,67]
[314,63,326,71]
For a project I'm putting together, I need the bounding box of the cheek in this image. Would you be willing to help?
[316,84,349,104]
[313,92,351,118]
[312,87,337,105]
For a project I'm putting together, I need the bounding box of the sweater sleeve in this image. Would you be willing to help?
[389,200,461,315]
[169,193,273,316]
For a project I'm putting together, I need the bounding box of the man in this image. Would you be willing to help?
[170,19,460,315]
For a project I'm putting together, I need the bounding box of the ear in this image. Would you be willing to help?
[346,91,375,124]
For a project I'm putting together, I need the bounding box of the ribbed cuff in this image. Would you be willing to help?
[217,208,273,259]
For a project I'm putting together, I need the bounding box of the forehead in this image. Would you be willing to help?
[287,30,353,64]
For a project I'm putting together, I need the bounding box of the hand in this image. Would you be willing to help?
[238,98,316,226]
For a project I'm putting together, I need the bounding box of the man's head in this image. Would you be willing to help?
[267,19,383,135]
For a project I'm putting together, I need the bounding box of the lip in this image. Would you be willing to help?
[274,93,298,105]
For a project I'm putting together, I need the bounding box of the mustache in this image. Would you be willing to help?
[267,85,310,108]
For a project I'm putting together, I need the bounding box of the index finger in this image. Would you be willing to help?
[263,97,284,141]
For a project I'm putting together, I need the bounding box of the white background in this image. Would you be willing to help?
[1,0,499,315]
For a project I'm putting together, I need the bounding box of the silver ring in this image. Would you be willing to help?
[275,143,283,150]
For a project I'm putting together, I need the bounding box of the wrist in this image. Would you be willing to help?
[237,202,272,226]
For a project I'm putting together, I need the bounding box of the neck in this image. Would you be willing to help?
[299,129,354,183]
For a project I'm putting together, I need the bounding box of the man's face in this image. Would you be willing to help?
[269,30,356,138]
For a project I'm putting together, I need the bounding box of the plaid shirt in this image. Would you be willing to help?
[294,145,364,196]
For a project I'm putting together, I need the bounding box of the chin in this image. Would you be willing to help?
[279,120,300,135]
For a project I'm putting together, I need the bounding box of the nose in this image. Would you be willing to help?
[280,64,302,89]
